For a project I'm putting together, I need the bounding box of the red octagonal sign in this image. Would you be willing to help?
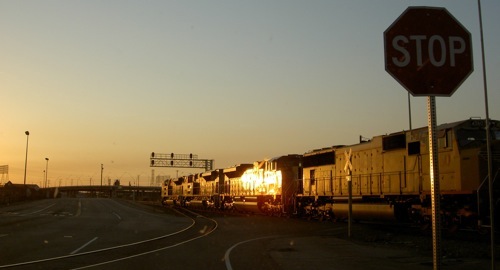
[384,7,473,96]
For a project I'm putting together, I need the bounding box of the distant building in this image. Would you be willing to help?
[0,181,41,205]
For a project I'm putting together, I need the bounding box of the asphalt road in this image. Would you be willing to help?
[2,199,490,270]
[0,198,345,270]
[0,198,208,269]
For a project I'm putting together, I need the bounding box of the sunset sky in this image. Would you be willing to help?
[1,1,499,187]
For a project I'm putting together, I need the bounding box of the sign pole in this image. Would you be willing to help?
[407,92,412,130]
[344,149,353,238]
[427,96,442,270]
[348,174,352,238]
[384,7,473,270]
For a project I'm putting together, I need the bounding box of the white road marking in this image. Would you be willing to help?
[224,227,346,270]
[0,222,196,269]
[0,200,203,269]
[70,217,218,270]
[70,237,98,255]
[112,212,122,220]
[19,204,55,216]
[224,236,275,270]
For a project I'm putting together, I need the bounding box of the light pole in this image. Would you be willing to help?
[45,158,49,188]
[101,164,103,187]
[477,1,495,269]
[23,131,30,185]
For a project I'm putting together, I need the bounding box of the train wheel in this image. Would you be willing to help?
[420,223,430,231]
[419,215,431,231]
[477,227,489,235]
[447,224,459,233]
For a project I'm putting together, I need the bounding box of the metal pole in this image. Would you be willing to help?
[344,149,353,238]
[427,96,441,270]
[477,1,495,269]
[101,164,103,187]
[23,131,30,185]
[45,158,49,188]
[408,92,412,131]
[348,175,352,238]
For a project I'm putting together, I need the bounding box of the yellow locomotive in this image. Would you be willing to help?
[161,155,302,215]
[299,118,500,227]
[161,118,499,228]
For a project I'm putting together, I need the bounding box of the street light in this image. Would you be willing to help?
[45,158,49,188]
[101,164,103,187]
[23,131,29,185]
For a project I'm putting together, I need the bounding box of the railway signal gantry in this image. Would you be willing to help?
[150,152,214,171]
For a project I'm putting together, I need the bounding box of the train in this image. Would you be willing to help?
[158,118,500,229]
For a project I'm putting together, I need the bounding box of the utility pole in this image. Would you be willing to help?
[101,164,103,187]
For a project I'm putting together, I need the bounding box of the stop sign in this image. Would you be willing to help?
[384,7,473,96]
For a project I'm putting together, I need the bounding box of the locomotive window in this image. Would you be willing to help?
[382,134,406,151]
[407,141,420,155]
[493,130,500,140]
[457,129,487,148]
[303,151,335,167]
[438,130,449,148]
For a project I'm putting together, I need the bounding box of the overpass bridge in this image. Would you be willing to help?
[41,185,161,201]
